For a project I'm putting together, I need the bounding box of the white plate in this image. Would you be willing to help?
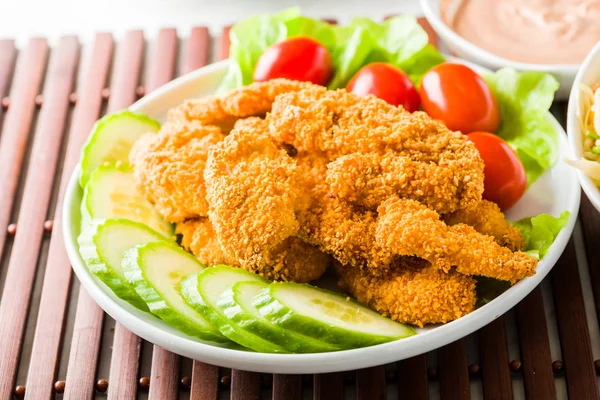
[419,0,579,100]
[63,59,580,374]
[567,41,600,213]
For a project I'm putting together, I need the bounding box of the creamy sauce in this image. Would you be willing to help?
[441,0,600,64]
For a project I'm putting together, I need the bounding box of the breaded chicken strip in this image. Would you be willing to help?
[177,217,330,282]
[443,200,526,252]
[250,237,331,282]
[326,151,479,214]
[205,118,300,262]
[176,218,237,266]
[298,185,396,273]
[269,88,484,213]
[168,79,314,132]
[204,118,326,282]
[335,260,477,327]
[129,121,225,222]
[376,197,537,283]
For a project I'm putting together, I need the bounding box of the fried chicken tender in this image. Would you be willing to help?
[326,151,480,214]
[176,218,237,266]
[335,260,477,327]
[443,200,526,251]
[168,79,314,132]
[129,121,225,222]
[204,118,327,282]
[269,88,484,213]
[298,187,396,273]
[376,197,537,283]
[249,237,331,282]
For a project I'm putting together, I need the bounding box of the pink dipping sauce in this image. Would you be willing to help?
[441,0,600,64]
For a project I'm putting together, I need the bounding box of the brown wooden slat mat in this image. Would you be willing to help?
[62,34,115,400]
[0,37,49,400]
[0,20,599,400]
[478,317,512,399]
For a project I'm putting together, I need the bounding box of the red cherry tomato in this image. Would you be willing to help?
[253,36,333,86]
[346,63,420,112]
[467,132,526,210]
[420,63,500,134]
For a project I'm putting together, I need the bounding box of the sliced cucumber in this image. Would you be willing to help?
[122,242,226,342]
[78,218,171,311]
[79,110,160,187]
[254,283,416,349]
[218,281,340,353]
[80,163,172,236]
[180,265,286,353]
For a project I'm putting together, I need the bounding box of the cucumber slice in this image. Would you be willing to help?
[218,281,340,353]
[181,265,286,353]
[122,242,226,342]
[254,282,416,349]
[78,218,171,311]
[80,163,172,236]
[79,110,160,187]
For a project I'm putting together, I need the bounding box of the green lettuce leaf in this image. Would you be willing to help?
[477,210,569,307]
[218,9,444,92]
[511,211,570,259]
[217,8,301,93]
[484,69,560,184]
[329,16,444,88]
[284,17,337,53]
[327,25,374,89]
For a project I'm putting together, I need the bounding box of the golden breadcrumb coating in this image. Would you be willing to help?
[168,79,314,132]
[443,200,526,251]
[335,261,477,327]
[204,118,304,270]
[176,218,237,266]
[245,237,331,283]
[376,197,537,283]
[326,151,480,214]
[176,216,329,283]
[129,121,225,222]
[298,187,395,273]
[268,88,484,213]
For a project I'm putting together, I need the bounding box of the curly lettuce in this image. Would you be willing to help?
[217,9,443,92]
[477,211,569,306]
[484,69,560,184]
[511,211,570,259]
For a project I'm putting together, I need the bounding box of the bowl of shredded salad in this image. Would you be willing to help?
[567,40,600,211]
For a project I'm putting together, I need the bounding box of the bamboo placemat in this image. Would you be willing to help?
[0,18,598,400]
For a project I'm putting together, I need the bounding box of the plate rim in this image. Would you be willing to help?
[63,59,581,374]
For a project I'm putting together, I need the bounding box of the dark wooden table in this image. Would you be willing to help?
[0,18,598,400]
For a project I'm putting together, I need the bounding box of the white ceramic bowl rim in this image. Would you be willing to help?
[419,0,580,71]
[63,59,581,374]
[567,41,600,212]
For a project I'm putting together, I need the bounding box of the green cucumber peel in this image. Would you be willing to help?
[180,266,287,353]
[218,281,340,353]
[78,218,171,311]
[122,242,226,343]
[254,282,416,349]
[79,110,160,187]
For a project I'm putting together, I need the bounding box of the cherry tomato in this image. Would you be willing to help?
[420,63,499,134]
[253,36,333,86]
[467,132,526,209]
[346,63,420,112]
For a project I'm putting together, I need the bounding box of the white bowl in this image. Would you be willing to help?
[419,0,579,99]
[567,41,600,213]
[63,59,580,374]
